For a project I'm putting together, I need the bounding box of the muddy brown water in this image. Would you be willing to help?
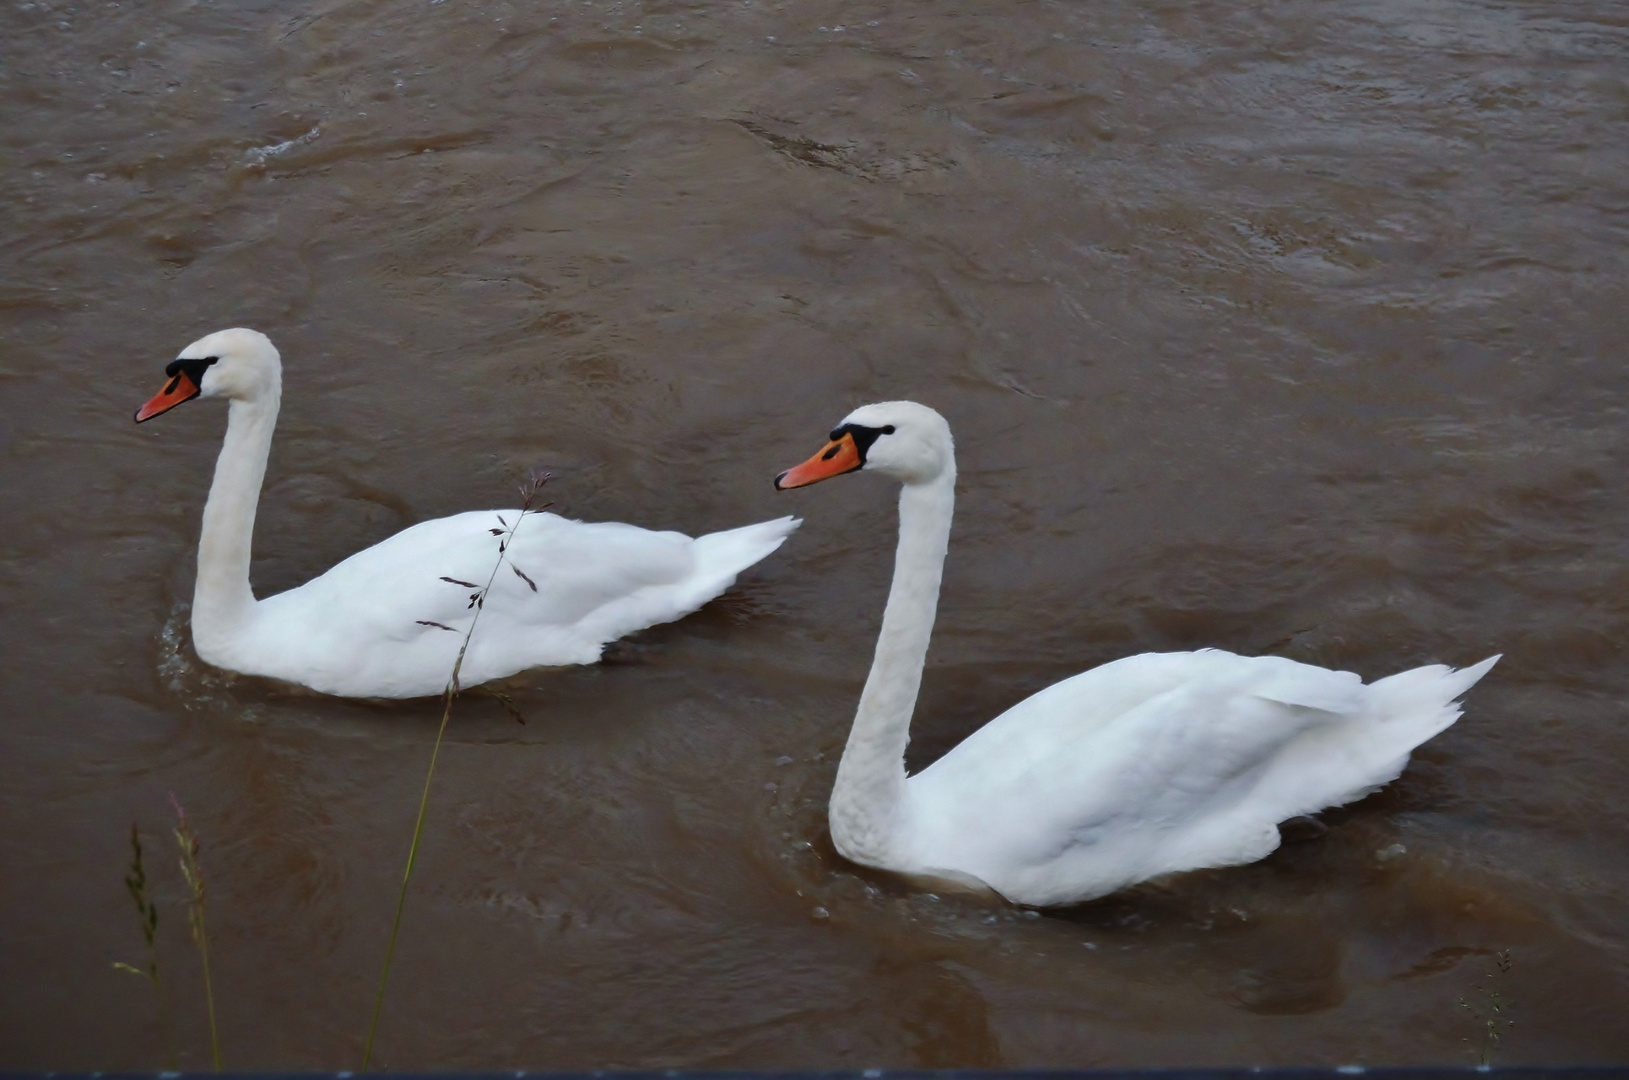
[3,0,1629,1068]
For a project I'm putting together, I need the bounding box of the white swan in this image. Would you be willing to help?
[135,328,799,699]
[775,401,1497,906]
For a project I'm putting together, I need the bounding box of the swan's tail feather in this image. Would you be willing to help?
[1367,653,1500,734]
[1267,655,1500,822]
[680,515,801,608]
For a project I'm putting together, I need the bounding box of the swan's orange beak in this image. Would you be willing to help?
[775,432,862,490]
[135,371,201,423]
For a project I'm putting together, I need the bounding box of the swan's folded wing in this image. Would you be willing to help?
[906,650,1367,900]
[494,513,695,623]
[247,511,696,695]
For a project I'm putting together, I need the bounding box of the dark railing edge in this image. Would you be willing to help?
[6,1067,1629,1080]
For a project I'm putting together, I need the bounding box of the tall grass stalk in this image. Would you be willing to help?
[362,474,551,1070]
[171,795,222,1071]
[114,822,175,1068]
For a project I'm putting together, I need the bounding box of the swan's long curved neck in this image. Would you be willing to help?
[829,462,956,865]
[191,395,278,654]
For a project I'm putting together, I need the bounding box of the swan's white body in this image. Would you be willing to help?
[138,328,799,699]
[777,401,1497,907]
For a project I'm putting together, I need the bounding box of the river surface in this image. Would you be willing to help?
[3,0,1628,1068]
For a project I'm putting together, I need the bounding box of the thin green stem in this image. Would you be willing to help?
[363,478,548,1069]
[171,797,221,1071]
[362,683,456,1071]
[156,969,175,1069]
[197,913,221,1070]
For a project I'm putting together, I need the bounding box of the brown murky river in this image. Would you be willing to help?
[4,0,1628,1068]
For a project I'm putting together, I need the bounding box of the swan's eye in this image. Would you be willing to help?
[881,425,895,435]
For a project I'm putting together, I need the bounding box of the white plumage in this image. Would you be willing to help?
[136,328,798,699]
[232,508,798,698]
[776,400,1497,906]
[904,648,1497,906]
